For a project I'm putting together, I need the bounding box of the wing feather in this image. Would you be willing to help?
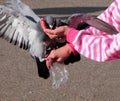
[4,0,40,22]
[0,7,30,50]
[4,25,13,40]
[12,29,19,45]
[0,5,46,62]
[0,23,6,36]
[2,23,9,32]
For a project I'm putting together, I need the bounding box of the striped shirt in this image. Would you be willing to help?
[67,0,120,62]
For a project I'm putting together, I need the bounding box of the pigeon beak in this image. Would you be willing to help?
[49,25,54,29]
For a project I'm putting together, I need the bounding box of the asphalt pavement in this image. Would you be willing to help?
[1,0,120,101]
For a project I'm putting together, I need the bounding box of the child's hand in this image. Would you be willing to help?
[40,18,70,39]
[45,44,73,68]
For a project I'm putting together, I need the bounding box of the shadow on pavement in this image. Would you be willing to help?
[33,7,107,16]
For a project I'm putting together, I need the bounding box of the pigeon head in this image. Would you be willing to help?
[44,16,56,29]
[44,16,65,29]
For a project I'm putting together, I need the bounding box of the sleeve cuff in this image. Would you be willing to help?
[66,28,79,43]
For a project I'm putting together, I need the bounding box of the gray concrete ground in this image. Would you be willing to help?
[1,0,120,101]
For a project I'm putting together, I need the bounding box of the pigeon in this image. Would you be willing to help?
[1,0,80,79]
[0,0,54,79]
[44,16,66,30]
[44,14,118,35]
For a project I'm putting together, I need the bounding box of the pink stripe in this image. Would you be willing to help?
[104,38,112,60]
[81,35,91,56]
[115,0,120,11]
[88,38,95,59]
[114,19,120,26]
[77,32,87,53]
[103,36,120,61]
[77,36,82,53]
[86,27,93,35]
[88,37,99,59]
[92,42,97,60]
[116,1,120,12]
[107,7,113,24]
[99,38,103,62]
[85,36,92,58]
[113,2,120,30]
[81,36,87,57]
[104,12,108,22]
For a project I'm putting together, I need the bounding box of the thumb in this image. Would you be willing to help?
[40,18,47,31]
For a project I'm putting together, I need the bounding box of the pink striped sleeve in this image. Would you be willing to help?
[66,0,120,62]
[67,28,120,62]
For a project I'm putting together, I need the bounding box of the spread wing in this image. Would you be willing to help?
[67,13,119,34]
[0,0,52,80]
[0,6,30,49]
[3,0,40,22]
[0,5,46,60]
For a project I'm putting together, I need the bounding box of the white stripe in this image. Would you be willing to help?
[81,35,97,58]
[90,38,100,61]
[73,31,82,51]
[101,37,108,61]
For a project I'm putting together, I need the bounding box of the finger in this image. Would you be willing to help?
[57,58,64,62]
[40,18,56,34]
[40,18,47,31]
[46,58,54,69]
[40,19,58,38]
[46,60,51,69]
[44,29,57,35]
[45,52,56,62]
[45,26,64,35]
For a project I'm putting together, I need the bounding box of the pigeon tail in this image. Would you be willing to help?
[35,57,50,79]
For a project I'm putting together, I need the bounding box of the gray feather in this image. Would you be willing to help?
[4,0,40,22]
[0,0,53,79]
[0,5,46,62]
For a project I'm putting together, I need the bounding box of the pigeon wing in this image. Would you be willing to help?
[67,13,118,34]
[3,0,40,22]
[0,6,33,50]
